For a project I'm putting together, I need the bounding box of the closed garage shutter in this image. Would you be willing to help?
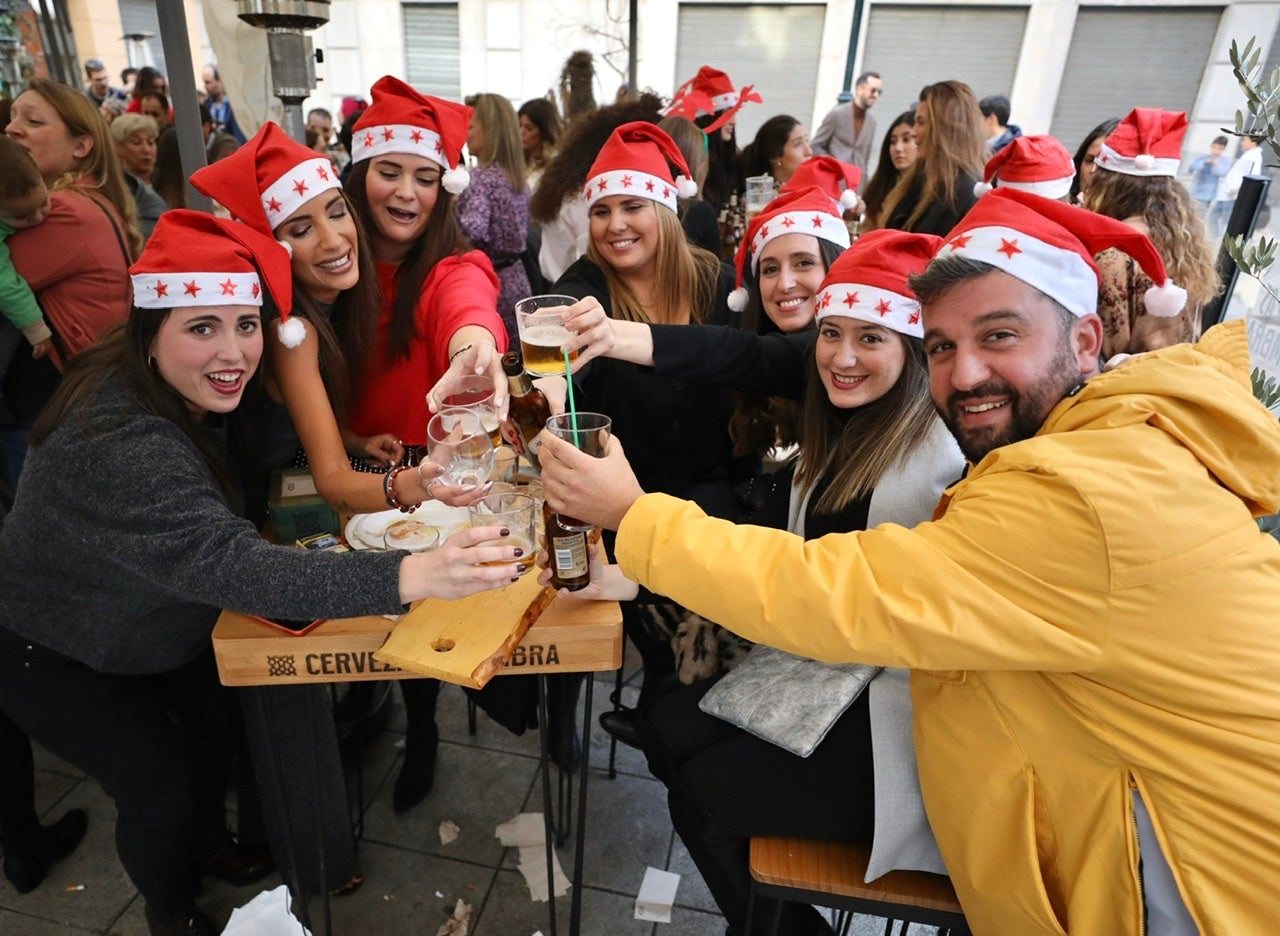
[402,3,461,100]
[675,4,826,144]
[1051,7,1221,156]
[861,4,1028,161]
[117,0,167,75]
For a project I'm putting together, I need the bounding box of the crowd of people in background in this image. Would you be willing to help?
[0,43,1273,936]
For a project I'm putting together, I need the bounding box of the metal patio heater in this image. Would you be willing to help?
[236,0,330,144]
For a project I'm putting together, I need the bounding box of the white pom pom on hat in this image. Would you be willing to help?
[277,315,308,347]
[1143,279,1188,317]
[676,175,698,198]
[973,180,993,198]
[839,189,860,211]
[1134,154,1156,171]
[727,287,749,312]
[442,165,471,195]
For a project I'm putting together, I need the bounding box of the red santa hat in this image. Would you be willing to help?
[130,210,293,321]
[351,75,473,194]
[780,156,862,212]
[1095,107,1187,178]
[936,187,1187,317]
[664,66,763,135]
[583,121,699,214]
[974,134,1075,200]
[814,229,942,338]
[727,186,852,313]
[190,121,342,240]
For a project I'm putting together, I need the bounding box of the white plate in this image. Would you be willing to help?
[344,501,471,550]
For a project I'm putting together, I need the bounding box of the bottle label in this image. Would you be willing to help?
[551,533,589,577]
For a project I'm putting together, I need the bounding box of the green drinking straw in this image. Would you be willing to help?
[563,350,581,446]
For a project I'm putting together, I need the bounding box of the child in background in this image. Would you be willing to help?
[0,137,54,408]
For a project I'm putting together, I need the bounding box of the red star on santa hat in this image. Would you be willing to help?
[1099,153,1109,164]
[220,279,237,296]
[316,165,329,181]
[759,225,770,239]
[662,186,670,199]
[362,133,374,148]
[948,234,972,250]
[382,128,395,142]
[811,215,824,229]
[266,197,282,213]
[434,140,444,154]
[622,175,633,187]
[843,291,859,308]
[251,283,260,299]
[293,178,309,196]
[153,281,168,297]
[598,179,608,193]
[781,216,796,228]
[410,129,423,144]
[908,309,921,325]
[876,299,892,316]
[819,292,833,309]
[184,280,201,297]
[997,238,1022,259]
[645,180,655,192]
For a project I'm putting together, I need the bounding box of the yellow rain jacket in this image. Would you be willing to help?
[616,321,1280,934]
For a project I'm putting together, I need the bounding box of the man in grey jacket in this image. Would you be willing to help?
[810,71,882,171]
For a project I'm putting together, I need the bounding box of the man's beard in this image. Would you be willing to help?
[937,342,1082,464]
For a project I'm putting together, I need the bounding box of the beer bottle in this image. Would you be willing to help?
[544,502,590,591]
[502,351,551,472]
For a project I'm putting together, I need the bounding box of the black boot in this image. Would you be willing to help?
[145,904,219,936]
[599,708,642,749]
[393,720,439,813]
[2,808,88,894]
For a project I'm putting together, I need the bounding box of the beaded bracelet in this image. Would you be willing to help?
[383,465,418,513]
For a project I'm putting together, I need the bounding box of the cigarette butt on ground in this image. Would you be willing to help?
[66,884,86,892]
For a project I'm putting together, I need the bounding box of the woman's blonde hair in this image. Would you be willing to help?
[657,115,708,191]
[24,78,143,259]
[109,113,158,145]
[586,204,720,325]
[470,93,527,192]
[880,80,986,232]
[1085,168,1220,310]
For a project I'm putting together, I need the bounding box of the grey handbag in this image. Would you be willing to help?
[698,644,880,757]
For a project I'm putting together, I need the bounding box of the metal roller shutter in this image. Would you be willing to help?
[861,4,1028,158]
[402,2,461,100]
[1051,7,1221,157]
[675,3,826,144]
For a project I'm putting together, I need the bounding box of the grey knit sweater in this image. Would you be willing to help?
[0,376,406,674]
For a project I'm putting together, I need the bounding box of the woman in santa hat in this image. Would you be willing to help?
[553,121,740,730]
[1084,107,1219,358]
[664,66,761,214]
[0,211,523,936]
[545,231,963,936]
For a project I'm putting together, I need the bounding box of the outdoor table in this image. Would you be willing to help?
[213,595,622,936]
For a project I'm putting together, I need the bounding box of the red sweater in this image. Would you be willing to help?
[348,251,505,445]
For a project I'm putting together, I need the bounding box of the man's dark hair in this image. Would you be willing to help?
[121,67,137,85]
[198,101,212,126]
[909,254,1075,337]
[84,59,105,78]
[979,95,1011,127]
[1213,135,1230,147]
[307,107,333,122]
[855,71,880,88]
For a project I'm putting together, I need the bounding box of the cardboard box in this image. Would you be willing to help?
[268,494,340,543]
[275,467,319,499]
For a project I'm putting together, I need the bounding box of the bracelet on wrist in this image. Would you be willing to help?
[383,465,417,513]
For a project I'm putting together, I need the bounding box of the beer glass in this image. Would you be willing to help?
[468,492,537,566]
[545,412,611,531]
[515,294,580,376]
[425,407,495,491]
[743,174,776,221]
[431,374,500,448]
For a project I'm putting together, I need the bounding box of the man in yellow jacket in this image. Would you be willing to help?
[539,188,1280,934]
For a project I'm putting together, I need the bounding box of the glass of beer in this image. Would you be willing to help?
[545,412,611,531]
[743,174,776,221]
[468,492,537,566]
[515,294,580,376]
[431,374,501,447]
[425,407,495,491]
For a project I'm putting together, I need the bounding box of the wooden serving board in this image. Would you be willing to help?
[374,570,554,687]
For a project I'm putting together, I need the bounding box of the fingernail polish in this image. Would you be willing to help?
[517,564,529,574]
[513,547,524,558]
[500,527,511,536]
[511,577,520,583]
